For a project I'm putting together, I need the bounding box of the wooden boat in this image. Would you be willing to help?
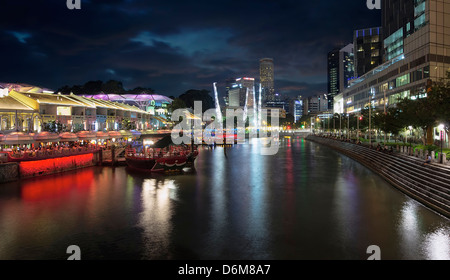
[125,135,198,173]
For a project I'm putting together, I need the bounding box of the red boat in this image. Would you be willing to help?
[125,135,199,173]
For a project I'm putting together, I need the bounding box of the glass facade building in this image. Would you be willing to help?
[327,44,355,110]
[354,27,383,76]
[260,58,275,104]
[336,0,450,115]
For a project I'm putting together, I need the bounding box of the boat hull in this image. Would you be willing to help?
[125,152,198,173]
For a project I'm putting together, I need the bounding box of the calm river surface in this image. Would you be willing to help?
[0,138,449,260]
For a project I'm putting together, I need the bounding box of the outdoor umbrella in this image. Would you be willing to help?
[95,131,111,140]
[2,132,35,145]
[34,132,61,143]
[76,131,97,141]
[59,132,79,142]
[108,131,122,139]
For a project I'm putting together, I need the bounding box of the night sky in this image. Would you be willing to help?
[1,0,380,98]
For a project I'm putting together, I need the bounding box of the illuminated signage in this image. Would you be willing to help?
[57,106,72,116]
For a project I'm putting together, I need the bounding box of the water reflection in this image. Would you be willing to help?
[423,228,450,260]
[0,140,449,260]
[139,178,175,259]
[399,200,450,260]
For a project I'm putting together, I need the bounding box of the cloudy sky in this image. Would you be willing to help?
[1,0,380,98]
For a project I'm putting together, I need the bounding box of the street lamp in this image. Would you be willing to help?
[408,126,413,153]
[438,124,444,163]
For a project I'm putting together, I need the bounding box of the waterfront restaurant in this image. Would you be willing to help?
[0,83,167,134]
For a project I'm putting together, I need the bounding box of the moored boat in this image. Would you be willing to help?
[125,134,198,173]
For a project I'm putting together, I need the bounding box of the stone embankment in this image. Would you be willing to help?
[307,135,450,219]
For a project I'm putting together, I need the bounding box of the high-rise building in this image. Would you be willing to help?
[227,77,255,108]
[327,43,355,110]
[224,78,236,106]
[337,0,450,118]
[290,96,304,123]
[354,27,383,77]
[382,0,416,61]
[260,58,275,103]
[302,94,329,115]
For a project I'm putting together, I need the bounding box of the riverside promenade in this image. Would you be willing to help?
[306,135,450,219]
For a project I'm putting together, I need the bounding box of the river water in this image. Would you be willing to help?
[0,138,449,260]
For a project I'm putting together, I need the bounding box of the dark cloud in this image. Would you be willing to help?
[0,0,380,98]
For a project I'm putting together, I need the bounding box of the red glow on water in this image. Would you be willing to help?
[19,154,94,178]
[21,167,95,202]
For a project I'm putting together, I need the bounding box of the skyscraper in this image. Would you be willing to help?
[327,43,354,110]
[354,27,383,77]
[227,77,255,108]
[337,0,450,120]
[382,0,416,61]
[260,58,275,104]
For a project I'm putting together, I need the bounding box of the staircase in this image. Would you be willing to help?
[307,136,450,219]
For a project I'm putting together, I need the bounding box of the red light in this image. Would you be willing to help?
[359,116,363,121]
[19,154,94,178]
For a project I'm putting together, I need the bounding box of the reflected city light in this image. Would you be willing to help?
[139,178,174,259]
[423,228,450,260]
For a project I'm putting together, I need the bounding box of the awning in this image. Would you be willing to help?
[2,132,35,145]
[96,131,110,139]
[59,132,79,142]
[34,132,61,143]
[151,115,170,124]
[151,135,174,148]
[130,130,142,139]
[108,131,122,138]
[76,131,97,140]
[119,130,133,138]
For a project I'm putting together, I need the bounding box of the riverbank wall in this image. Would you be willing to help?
[0,152,101,183]
[307,135,450,219]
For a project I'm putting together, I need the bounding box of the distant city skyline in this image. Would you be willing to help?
[1,0,380,98]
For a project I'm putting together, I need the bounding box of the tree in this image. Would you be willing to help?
[397,97,436,145]
[43,121,65,133]
[101,80,125,94]
[121,119,136,130]
[428,71,450,142]
[168,98,187,113]
[83,80,103,95]
[179,89,215,113]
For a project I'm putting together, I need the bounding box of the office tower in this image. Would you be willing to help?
[260,58,275,103]
[354,27,383,77]
[327,43,354,110]
[290,96,304,123]
[338,0,450,114]
[382,0,416,61]
[227,77,255,108]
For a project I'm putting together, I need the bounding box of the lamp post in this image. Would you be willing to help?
[408,126,413,153]
[439,124,444,163]
[347,113,350,140]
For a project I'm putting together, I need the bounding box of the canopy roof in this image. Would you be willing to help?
[0,95,35,111]
[59,132,79,142]
[151,135,174,148]
[76,131,97,140]
[34,132,61,142]
[83,93,173,103]
[2,132,35,145]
